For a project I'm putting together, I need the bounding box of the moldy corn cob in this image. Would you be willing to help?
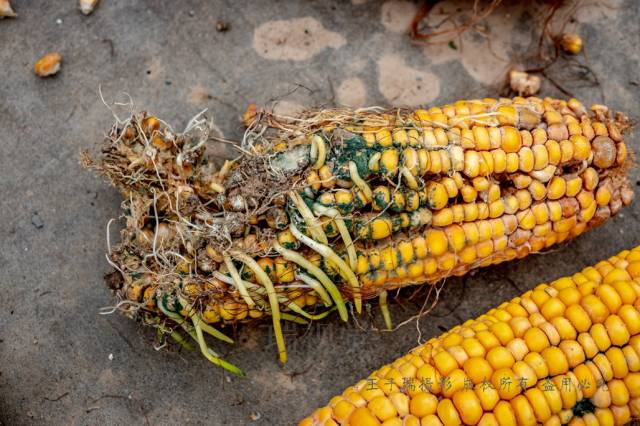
[84,96,634,374]
[300,246,640,426]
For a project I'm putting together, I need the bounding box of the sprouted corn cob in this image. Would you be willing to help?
[84,96,633,375]
[300,246,640,426]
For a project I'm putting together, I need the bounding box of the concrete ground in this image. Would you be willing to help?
[1,0,639,425]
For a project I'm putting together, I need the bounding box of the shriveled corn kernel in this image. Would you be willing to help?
[559,33,583,55]
[34,52,62,77]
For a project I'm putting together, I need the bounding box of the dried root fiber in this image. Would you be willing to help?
[84,96,634,375]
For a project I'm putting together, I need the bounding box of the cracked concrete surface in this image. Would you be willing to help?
[1,0,639,425]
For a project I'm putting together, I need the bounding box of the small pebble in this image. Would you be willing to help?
[31,212,44,229]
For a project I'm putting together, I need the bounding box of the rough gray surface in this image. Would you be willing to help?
[1,1,639,425]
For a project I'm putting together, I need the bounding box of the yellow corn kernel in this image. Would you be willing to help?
[369,217,393,240]
[426,182,449,210]
[571,134,591,161]
[518,147,535,172]
[417,148,430,172]
[565,177,582,197]
[472,126,490,150]
[380,149,399,174]
[425,230,448,257]
[545,139,561,165]
[499,126,521,153]
[441,177,458,198]
[376,130,394,148]
[547,177,566,200]
[460,185,478,203]
[498,106,518,126]
[464,151,481,178]
[559,140,574,163]
[453,390,483,425]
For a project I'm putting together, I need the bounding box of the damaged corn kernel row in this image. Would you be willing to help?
[305,120,622,196]
[87,96,633,373]
[300,246,640,426]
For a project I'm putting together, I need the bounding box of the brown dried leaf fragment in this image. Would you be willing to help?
[34,52,62,77]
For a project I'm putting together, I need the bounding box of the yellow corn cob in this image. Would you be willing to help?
[86,96,634,374]
[300,246,640,426]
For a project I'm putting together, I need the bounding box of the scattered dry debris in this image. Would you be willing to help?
[508,70,541,96]
[34,52,62,77]
[559,32,583,55]
[79,0,99,16]
[0,0,16,18]
[216,20,229,32]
